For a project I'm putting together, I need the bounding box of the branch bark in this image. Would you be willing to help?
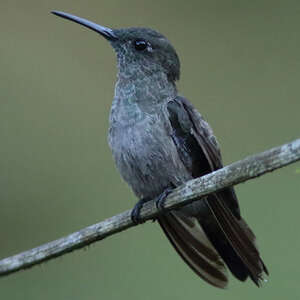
[0,138,299,277]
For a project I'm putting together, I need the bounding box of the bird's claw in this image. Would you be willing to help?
[131,188,173,224]
[131,198,148,224]
[155,188,173,212]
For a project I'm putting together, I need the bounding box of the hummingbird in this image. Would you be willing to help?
[52,11,268,288]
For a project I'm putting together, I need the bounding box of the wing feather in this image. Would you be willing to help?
[159,96,268,286]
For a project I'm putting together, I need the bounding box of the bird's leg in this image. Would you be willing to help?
[131,187,174,224]
[131,197,151,225]
[155,187,174,212]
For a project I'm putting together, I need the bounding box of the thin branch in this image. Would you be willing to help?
[0,138,299,277]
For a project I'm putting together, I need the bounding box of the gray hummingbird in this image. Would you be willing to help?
[52,11,268,288]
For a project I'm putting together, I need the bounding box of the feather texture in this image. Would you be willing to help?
[158,212,228,288]
[157,96,268,286]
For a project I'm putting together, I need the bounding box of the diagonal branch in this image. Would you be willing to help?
[0,138,299,277]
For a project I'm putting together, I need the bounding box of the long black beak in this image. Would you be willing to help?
[51,11,118,40]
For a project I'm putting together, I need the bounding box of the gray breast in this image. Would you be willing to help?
[108,105,191,199]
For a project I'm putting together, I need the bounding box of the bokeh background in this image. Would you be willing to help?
[1,1,299,299]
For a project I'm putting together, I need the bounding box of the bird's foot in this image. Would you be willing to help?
[155,187,174,212]
[131,188,174,224]
[131,198,150,225]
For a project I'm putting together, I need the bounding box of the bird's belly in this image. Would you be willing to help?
[109,116,191,199]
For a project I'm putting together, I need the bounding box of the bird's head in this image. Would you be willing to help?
[52,11,180,82]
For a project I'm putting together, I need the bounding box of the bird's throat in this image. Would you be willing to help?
[114,70,177,109]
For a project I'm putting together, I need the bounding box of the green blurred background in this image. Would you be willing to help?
[1,0,299,299]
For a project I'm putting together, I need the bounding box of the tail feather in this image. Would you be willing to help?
[158,212,228,288]
[238,218,269,276]
[158,194,268,287]
[204,194,268,285]
[198,211,250,282]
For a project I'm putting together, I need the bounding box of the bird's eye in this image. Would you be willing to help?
[134,39,148,51]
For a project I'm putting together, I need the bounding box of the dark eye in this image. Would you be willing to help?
[134,39,147,51]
